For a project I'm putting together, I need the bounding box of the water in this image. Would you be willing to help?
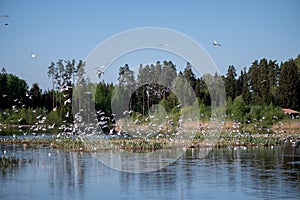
[1,144,300,200]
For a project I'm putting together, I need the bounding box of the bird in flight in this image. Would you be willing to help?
[97,69,104,78]
[1,15,9,26]
[213,40,221,46]
[31,52,37,58]
[158,43,168,47]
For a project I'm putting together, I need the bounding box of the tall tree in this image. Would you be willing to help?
[47,62,56,109]
[29,83,42,108]
[278,59,299,109]
[0,68,8,109]
[239,68,251,104]
[225,65,237,101]
[183,62,197,90]
[118,64,136,111]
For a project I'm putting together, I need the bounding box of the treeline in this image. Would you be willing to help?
[225,57,300,109]
[105,56,300,125]
[0,55,299,127]
[0,59,85,126]
[0,68,53,111]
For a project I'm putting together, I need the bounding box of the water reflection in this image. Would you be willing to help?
[1,145,299,200]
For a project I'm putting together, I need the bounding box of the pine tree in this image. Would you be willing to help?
[278,59,299,109]
[225,65,237,101]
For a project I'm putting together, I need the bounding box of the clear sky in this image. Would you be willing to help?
[0,0,299,90]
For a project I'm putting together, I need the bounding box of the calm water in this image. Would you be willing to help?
[1,144,300,200]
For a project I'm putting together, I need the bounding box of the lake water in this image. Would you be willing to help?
[1,144,300,200]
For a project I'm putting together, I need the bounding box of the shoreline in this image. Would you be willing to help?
[0,132,299,152]
[1,120,299,152]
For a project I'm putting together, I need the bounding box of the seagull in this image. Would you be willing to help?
[97,70,104,78]
[31,52,37,58]
[64,98,71,105]
[213,40,221,46]
[158,43,168,47]
[48,123,55,129]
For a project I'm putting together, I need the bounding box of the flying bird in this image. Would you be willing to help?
[158,43,168,47]
[213,40,221,46]
[31,52,37,58]
[64,98,71,105]
[97,70,104,78]
[94,62,109,78]
[0,15,9,18]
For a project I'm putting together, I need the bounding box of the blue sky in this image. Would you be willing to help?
[0,0,299,90]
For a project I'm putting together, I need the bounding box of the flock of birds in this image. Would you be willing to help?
[0,93,55,136]
[2,17,296,148]
[1,85,300,153]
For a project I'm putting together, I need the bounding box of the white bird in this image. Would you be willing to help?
[97,70,104,78]
[48,123,55,129]
[64,98,71,105]
[213,40,221,46]
[31,52,37,58]
[158,43,168,47]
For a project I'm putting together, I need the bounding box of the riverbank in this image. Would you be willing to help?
[0,132,299,153]
[1,120,299,152]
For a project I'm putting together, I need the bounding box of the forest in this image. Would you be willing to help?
[0,55,299,133]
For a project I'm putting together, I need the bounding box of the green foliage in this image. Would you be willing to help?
[46,110,62,125]
[224,65,237,100]
[278,59,300,109]
[227,96,250,122]
[246,104,284,126]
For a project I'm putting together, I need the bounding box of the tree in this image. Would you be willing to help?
[248,60,260,104]
[195,77,211,106]
[238,68,251,104]
[29,83,42,108]
[6,74,28,108]
[0,67,8,109]
[278,59,299,109]
[230,96,250,122]
[225,65,237,101]
[162,60,177,88]
[118,64,136,111]
[183,62,197,90]
[47,62,56,109]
